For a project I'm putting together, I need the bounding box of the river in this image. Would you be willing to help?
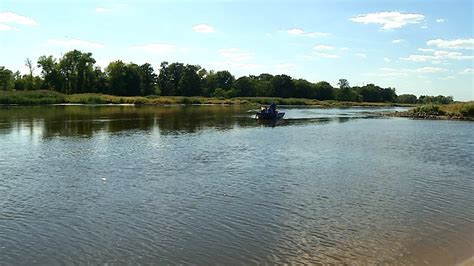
[0,105,473,265]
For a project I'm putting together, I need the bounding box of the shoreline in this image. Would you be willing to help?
[382,110,474,121]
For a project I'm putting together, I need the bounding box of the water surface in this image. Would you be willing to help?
[0,105,473,265]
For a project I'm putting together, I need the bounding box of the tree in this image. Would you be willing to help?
[139,63,157,96]
[201,70,235,97]
[314,81,334,100]
[25,58,35,90]
[105,60,127,95]
[37,55,64,91]
[271,74,294,98]
[123,63,141,96]
[359,84,382,102]
[233,76,256,97]
[254,74,273,96]
[92,67,107,93]
[0,66,14,91]
[294,79,314,99]
[177,64,202,96]
[397,94,417,104]
[336,78,358,101]
[337,79,350,89]
[58,50,96,94]
[158,62,185,96]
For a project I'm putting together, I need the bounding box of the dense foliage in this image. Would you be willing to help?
[0,50,454,104]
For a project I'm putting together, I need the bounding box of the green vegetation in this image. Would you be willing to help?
[0,49,456,106]
[439,102,474,117]
[0,90,65,105]
[403,102,474,119]
[0,90,419,106]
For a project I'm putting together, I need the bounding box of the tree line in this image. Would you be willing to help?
[0,49,454,104]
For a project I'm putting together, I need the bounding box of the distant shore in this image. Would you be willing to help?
[0,90,414,107]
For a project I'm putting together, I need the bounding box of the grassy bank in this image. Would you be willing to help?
[0,90,66,105]
[1,90,416,107]
[387,102,474,120]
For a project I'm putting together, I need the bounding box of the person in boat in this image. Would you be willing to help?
[269,102,276,114]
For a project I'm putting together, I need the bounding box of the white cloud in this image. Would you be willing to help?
[95,7,110,13]
[0,12,38,26]
[193,24,215,33]
[313,45,334,51]
[219,48,253,61]
[315,53,340,59]
[376,66,446,77]
[458,68,474,75]
[287,28,304,35]
[436,18,445,23]
[286,28,328,37]
[131,43,176,54]
[340,47,349,51]
[402,49,474,62]
[0,23,13,31]
[427,38,474,49]
[384,57,391,62]
[421,25,428,29]
[355,53,366,58]
[48,39,105,49]
[418,48,435,53]
[392,39,404,44]
[439,76,455,80]
[414,67,446,73]
[349,11,424,30]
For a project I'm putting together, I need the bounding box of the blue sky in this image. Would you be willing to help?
[1,0,473,100]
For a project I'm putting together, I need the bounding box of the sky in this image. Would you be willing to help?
[0,0,473,100]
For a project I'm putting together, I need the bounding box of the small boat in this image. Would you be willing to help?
[256,111,285,120]
[255,104,285,120]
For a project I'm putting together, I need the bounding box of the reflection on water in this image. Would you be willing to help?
[0,105,407,137]
[0,105,473,265]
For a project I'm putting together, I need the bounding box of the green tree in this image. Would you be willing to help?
[397,94,417,104]
[314,81,334,100]
[359,84,382,102]
[105,60,127,95]
[123,63,141,96]
[253,74,273,96]
[380,88,396,102]
[293,79,314,99]
[271,74,294,98]
[336,78,358,101]
[177,64,202,96]
[139,63,157,96]
[0,66,14,91]
[158,62,185,96]
[58,50,96,94]
[24,58,35,90]
[233,76,256,97]
[37,55,64,91]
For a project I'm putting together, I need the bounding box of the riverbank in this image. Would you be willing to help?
[0,90,414,107]
[383,102,474,120]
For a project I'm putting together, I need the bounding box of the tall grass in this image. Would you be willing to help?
[409,102,474,118]
[440,102,474,117]
[0,90,66,105]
